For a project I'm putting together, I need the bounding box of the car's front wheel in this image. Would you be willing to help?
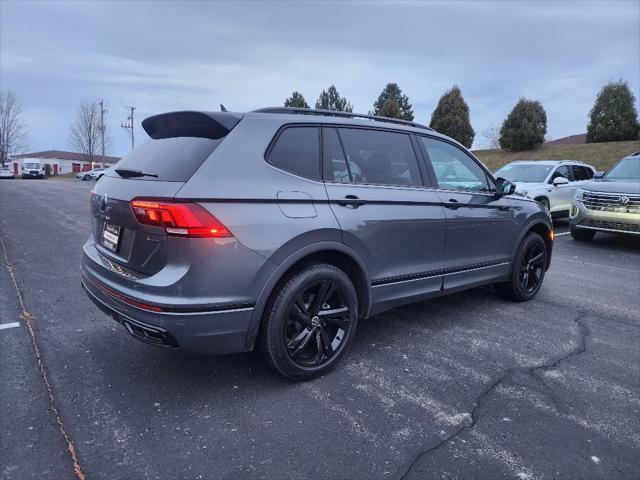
[495,232,547,302]
[83,174,91,181]
[259,264,358,381]
[570,226,596,241]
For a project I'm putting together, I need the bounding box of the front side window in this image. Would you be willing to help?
[420,137,490,191]
[334,128,423,186]
[268,126,320,180]
[550,165,572,183]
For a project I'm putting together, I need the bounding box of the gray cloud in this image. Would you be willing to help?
[1,0,638,155]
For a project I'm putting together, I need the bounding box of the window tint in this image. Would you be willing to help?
[572,165,592,181]
[323,128,355,183]
[268,127,320,180]
[335,128,422,186]
[420,137,490,191]
[550,165,573,183]
[112,137,221,182]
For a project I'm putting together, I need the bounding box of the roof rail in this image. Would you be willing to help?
[252,107,433,131]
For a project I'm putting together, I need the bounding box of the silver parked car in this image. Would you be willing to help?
[494,160,596,219]
[76,168,105,181]
[81,108,553,380]
[570,153,640,240]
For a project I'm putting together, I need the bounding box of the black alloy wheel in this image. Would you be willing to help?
[260,264,358,380]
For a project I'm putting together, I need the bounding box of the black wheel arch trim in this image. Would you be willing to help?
[512,216,554,271]
[244,240,372,351]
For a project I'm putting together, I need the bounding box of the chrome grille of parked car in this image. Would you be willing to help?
[583,191,640,212]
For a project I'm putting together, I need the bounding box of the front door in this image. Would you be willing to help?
[418,136,518,292]
[323,126,447,313]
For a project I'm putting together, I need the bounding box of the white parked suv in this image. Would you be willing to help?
[495,160,596,219]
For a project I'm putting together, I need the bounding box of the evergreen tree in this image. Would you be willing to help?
[499,98,547,151]
[587,81,640,143]
[315,85,353,112]
[429,85,475,148]
[284,91,309,109]
[377,99,402,119]
[372,83,413,121]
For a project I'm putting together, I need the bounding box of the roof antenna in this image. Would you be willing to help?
[220,104,228,112]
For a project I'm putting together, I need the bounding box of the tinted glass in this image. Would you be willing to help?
[268,127,320,180]
[111,137,220,182]
[495,163,553,182]
[323,128,354,183]
[337,128,422,186]
[572,165,591,181]
[421,137,490,191]
[550,165,572,182]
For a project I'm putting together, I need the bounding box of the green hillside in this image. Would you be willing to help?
[474,140,640,173]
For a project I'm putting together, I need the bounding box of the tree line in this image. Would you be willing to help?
[283,80,640,151]
[1,80,638,168]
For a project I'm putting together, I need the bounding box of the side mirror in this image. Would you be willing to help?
[593,171,604,179]
[494,177,516,196]
[552,176,569,186]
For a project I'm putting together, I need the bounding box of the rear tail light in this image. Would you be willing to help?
[130,199,232,238]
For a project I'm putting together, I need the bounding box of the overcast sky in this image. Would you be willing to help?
[1,0,638,156]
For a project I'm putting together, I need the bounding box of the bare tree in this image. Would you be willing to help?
[69,100,110,164]
[480,123,501,149]
[0,91,29,167]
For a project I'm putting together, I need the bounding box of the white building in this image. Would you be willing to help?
[10,150,120,176]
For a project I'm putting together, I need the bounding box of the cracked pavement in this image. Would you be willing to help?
[1,179,639,480]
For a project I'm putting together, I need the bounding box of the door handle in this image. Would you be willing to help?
[445,198,460,210]
[337,195,366,208]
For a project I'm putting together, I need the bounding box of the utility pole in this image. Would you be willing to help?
[121,106,136,150]
[98,100,107,166]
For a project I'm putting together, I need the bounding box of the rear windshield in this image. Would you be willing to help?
[109,137,221,182]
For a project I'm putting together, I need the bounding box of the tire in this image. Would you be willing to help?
[259,264,358,381]
[83,174,91,181]
[570,225,595,242]
[495,232,547,302]
[536,197,550,211]
[97,174,103,181]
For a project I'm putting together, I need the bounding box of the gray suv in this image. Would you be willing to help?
[81,108,553,380]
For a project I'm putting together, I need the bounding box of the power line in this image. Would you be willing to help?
[121,106,136,150]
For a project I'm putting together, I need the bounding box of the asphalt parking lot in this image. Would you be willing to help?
[1,178,639,480]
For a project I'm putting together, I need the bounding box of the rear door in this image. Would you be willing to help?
[418,136,517,291]
[323,126,447,312]
[90,111,241,275]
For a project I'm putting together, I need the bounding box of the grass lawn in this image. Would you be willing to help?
[473,140,640,173]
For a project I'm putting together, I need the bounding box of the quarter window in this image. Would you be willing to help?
[332,128,423,186]
[420,137,490,191]
[267,127,321,180]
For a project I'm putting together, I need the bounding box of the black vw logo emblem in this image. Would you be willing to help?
[618,196,630,205]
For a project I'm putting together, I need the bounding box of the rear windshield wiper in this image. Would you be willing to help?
[115,168,158,179]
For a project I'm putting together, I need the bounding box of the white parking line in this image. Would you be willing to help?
[0,322,20,330]
[555,232,571,237]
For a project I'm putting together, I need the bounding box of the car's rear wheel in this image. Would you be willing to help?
[259,264,358,381]
[495,232,547,302]
[570,225,596,241]
[83,174,91,181]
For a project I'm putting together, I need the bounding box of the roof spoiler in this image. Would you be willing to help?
[142,111,243,140]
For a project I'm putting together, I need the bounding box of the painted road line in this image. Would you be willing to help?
[555,232,571,236]
[0,322,20,330]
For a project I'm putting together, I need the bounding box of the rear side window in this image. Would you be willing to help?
[334,128,423,186]
[111,137,220,182]
[267,127,320,180]
[572,165,592,181]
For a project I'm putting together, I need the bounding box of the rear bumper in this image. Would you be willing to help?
[81,266,255,355]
